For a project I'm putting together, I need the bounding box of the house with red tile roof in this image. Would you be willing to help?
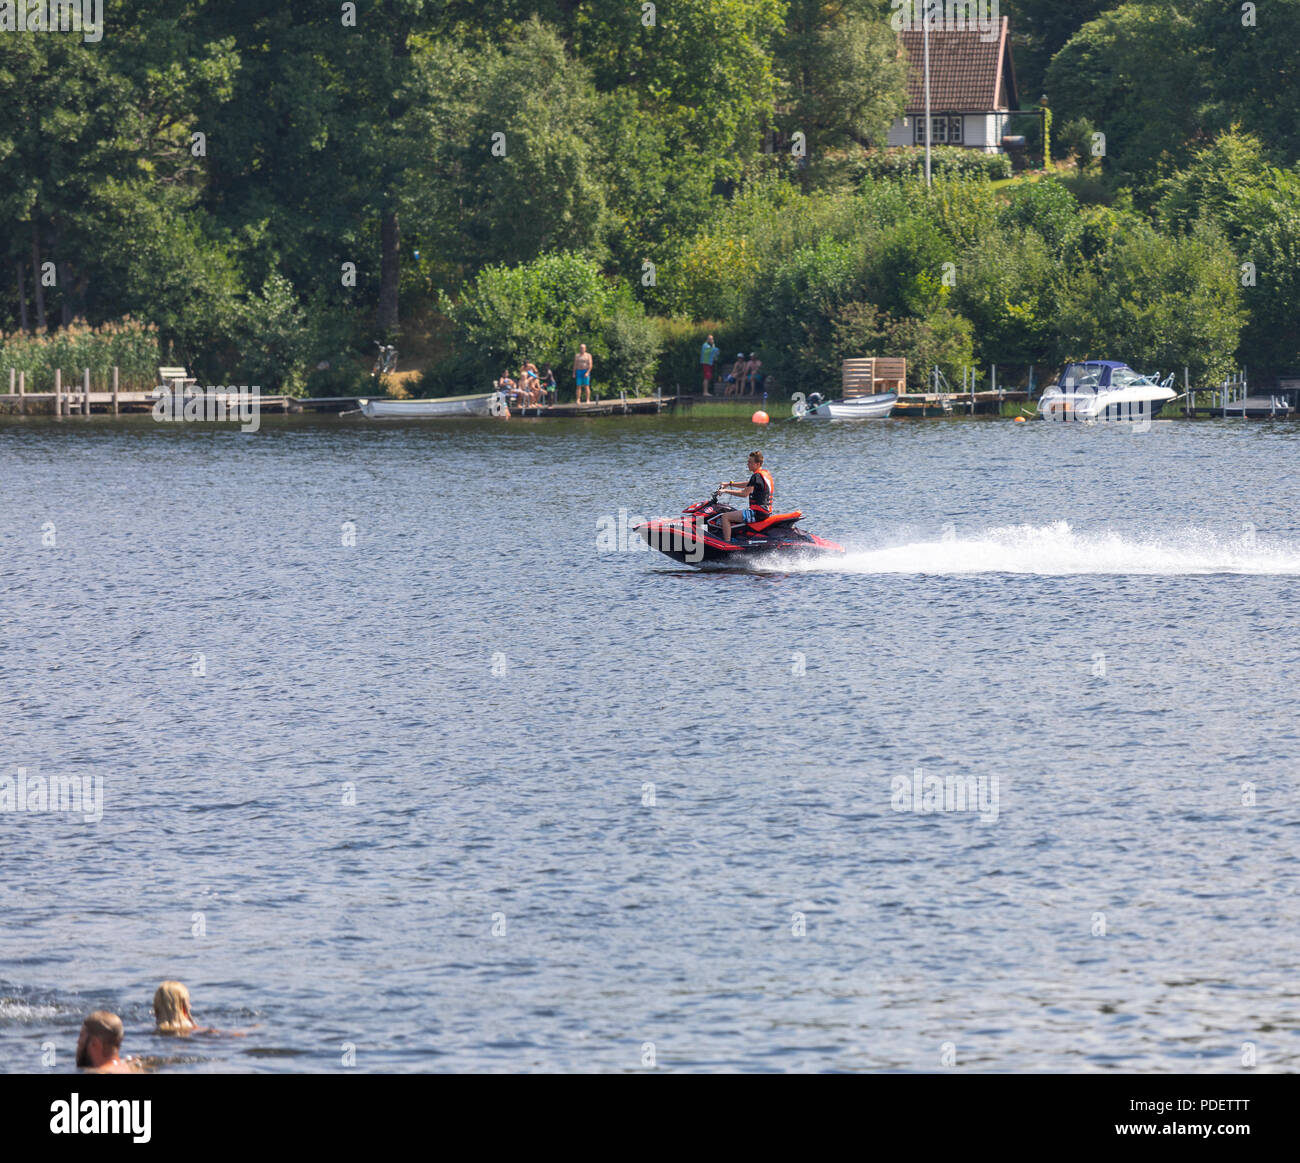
[885,16,1020,154]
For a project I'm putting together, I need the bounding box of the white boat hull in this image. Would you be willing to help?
[804,392,897,420]
[1038,385,1176,421]
[360,392,504,418]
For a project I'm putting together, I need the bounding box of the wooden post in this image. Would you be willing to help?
[112,366,119,414]
[17,370,24,414]
[1185,367,1190,417]
[83,367,90,415]
[55,367,62,416]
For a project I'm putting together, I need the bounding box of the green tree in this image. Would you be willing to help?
[1157,132,1300,374]
[1194,0,1300,165]
[778,1,908,155]
[404,22,606,283]
[1057,219,1244,384]
[1045,4,1207,186]
[1003,0,1113,102]
[951,226,1059,365]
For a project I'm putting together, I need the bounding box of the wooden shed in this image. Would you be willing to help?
[842,358,907,398]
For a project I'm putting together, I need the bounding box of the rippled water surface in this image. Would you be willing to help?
[2,412,1299,1072]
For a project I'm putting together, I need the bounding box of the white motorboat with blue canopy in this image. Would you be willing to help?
[1037,361,1176,421]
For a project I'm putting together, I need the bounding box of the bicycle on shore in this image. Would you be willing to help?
[371,342,398,378]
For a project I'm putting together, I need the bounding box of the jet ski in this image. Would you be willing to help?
[635,490,845,567]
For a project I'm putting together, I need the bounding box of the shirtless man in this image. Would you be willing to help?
[574,344,594,404]
[725,353,746,397]
[76,1011,139,1074]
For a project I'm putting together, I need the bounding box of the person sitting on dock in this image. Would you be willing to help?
[735,354,754,394]
[76,1011,141,1073]
[723,353,745,397]
[715,450,774,542]
[519,361,541,406]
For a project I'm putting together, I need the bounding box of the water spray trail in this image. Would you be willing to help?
[777,523,1300,576]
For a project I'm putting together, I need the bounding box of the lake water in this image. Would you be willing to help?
[2,410,1299,1073]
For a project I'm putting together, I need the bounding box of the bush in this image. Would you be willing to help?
[226,274,314,394]
[600,310,663,396]
[998,176,1083,256]
[746,236,869,388]
[849,147,1012,183]
[424,251,659,397]
[817,300,974,390]
[1056,117,1098,171]
[1057,219,1244,383]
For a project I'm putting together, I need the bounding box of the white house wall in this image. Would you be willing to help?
[885,114,1004,153]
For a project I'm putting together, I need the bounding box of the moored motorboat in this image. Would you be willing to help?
[1037,361,1176,421]
[360,391,506,418]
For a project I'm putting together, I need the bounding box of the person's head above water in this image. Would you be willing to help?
[76,1011,124,1068]
[749,450,764,468]
[153,980,197,1034]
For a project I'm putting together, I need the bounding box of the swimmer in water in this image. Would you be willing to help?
[76,1011,141,1073]
[153,980,245,1036]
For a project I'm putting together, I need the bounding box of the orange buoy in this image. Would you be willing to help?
[1013,415,1027,423]
[752,410,770,424]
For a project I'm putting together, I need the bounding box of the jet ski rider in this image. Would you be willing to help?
[716,451,774,542]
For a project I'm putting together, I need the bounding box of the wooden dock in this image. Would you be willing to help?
[673,392,769,406]
[894,391,1028,417]
[508,394,670,418]
[0,390,297,414]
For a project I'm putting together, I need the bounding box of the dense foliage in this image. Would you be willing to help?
[3,0,1299,396]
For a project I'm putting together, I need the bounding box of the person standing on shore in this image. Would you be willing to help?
[700,334,719,395]
[574,344,594,403]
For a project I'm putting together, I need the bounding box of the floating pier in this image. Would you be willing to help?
[894,391,1028,417]
[508,394,670,418]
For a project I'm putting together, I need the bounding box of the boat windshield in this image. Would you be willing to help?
[1061,363,1104,390]
[1110,368,1154,388]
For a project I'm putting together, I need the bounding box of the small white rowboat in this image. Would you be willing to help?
[360,391,506,418]
[803,392,898,420]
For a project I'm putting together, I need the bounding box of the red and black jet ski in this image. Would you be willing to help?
[635,490,845,567]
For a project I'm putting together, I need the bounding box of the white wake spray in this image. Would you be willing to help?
[781,522,1300,576]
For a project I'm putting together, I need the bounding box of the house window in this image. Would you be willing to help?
[913,116,964,145]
